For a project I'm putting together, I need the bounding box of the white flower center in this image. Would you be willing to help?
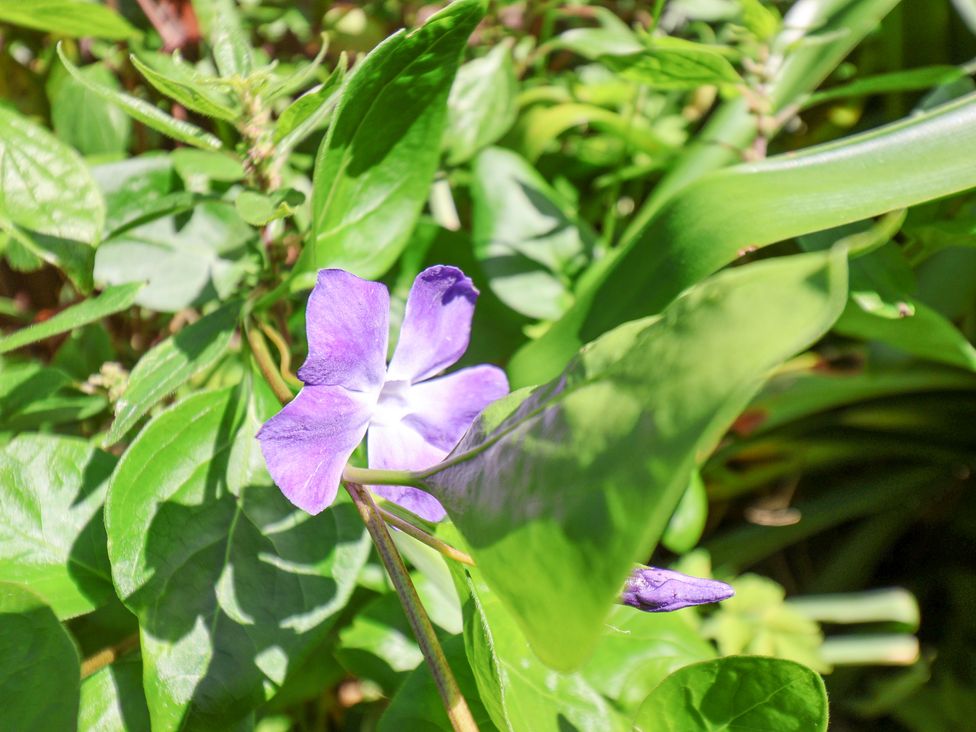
[372,379,412,427]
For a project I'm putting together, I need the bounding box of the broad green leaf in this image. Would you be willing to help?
[633,656,828,732]
[58,45,223,151]
[379,634,498,732]
[209,0,253,78]
[0,105,104,290]
[598,38,741,90]
[424,250,848,669]
[303,0,485,278]
[78,658,151,732]
[0,435,115,618]
[582,605,716,715]
[470,147,595,319]
[0,361,107,430]
[549,7,644,58]
[0,0,138,39]
[444,43,518,165]
[105,387,370,730]
[805,66,966,108]
[106,300,242,444]
[512,90,976,387]
[0,282,141,355]
[453,563,627,731]
[131,53,240,121]
[94,200,257,311]
[0,582,80,730]
[171,149,246,184]
[49,61,132,156]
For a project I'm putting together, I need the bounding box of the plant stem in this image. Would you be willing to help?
[342,464,425,488]
[80,633,140,679]
[378,505,475,567]
[344,481,479,732]
[246,320,294,404]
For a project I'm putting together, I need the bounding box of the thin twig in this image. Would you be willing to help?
[80,634,140,679]
[378,505,474,567]
[344,482,479,732]
[246,321,294,404]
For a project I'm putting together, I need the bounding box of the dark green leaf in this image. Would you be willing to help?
[633,656,828,732]
[303,0,485,278]
[78,658,151,732]
[58,45,223,151]
[0,0,138,39]
[0,361,107,430]
[0,283,141,355]
[105,300,242,445]
[425,251,848,670]
[105,387,370,730]
[0,582,80,730]
[0,435,115,618]
[805,66,965,108]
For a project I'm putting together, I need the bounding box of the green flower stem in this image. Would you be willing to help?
[245,319,294,404]
[377,505,475,567]
[342,464,425,487]
[344,481,479,732]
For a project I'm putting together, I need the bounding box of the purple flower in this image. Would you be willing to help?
[621,566,735,612]
[257,266,508,521]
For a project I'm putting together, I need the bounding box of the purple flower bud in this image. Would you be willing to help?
[620,566,735,613]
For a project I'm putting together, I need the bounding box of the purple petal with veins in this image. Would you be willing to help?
[620,566,735,612]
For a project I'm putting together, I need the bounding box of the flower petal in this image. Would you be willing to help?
[368,424,447,521]
[401,365,509,452]
[620,566,735,613]
[257,385,373,514]
[297,269,389,391]
[387,265,478,383]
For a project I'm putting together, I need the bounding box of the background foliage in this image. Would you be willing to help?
[1,0,975,730]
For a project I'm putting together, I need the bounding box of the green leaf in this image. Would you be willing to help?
[78,658,151,732]
[582,605,716,715]
[424,250,848,670]
[661,470,709,554]
[633,656,828,732]
[512,90,976,387]
[0,435,116,618]
[598,38,742,90]
[453,562,627,731]
[303,0,485,279]
[0,283,141,355]
[58,45,223,151]
[272,57,346,147]
[0,104,104,290]
[805,66,965,108]
[105,387,370,730]
[444,43,518,165]
[379,634,498,732]
[171,149,246,183]
[0,361,107,430]
[208,0,253,78]
[470,147,595,320]
[0,0,138,39]
[105,300,242,445]
[0,582,80,730]
[235,188,305,226]
[131,53,240,122]
[549,7,644,58]
[49,61,132,156]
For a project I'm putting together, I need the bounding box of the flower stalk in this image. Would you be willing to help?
[344,481,479,732]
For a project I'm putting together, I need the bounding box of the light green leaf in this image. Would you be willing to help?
[58,45,223,151]
[0,582,80,730]
[661,470,709,554]
[424,250,848,670]
[470,147,595,319]
[131,53,240,121]
[106,300,242,445]
[0,104,104,289]
[453,563,627,731]
[633,656,828,732]
[78,658,151,732]
[0,283,141,355]
[209,0,253,78]
[49,61,132,156]
[171,149,246,183]
[598,38,741,90]
[0,0,138,39]
[444,43,518,165]
[105,387,370,730]
[0,435,115,618]
[303,0,485,278]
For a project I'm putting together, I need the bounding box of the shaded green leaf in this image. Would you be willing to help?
[0,0,138,39]
[633,656,828,732]
[0,582,80,730]
[425,251,848,669]
[805,66,965,108]
[0,283,141,355]
[49,61,132,156]
[106,300,242,444]
[303,0,485,278]
[78,657,151,732]
[105,387,370,730]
